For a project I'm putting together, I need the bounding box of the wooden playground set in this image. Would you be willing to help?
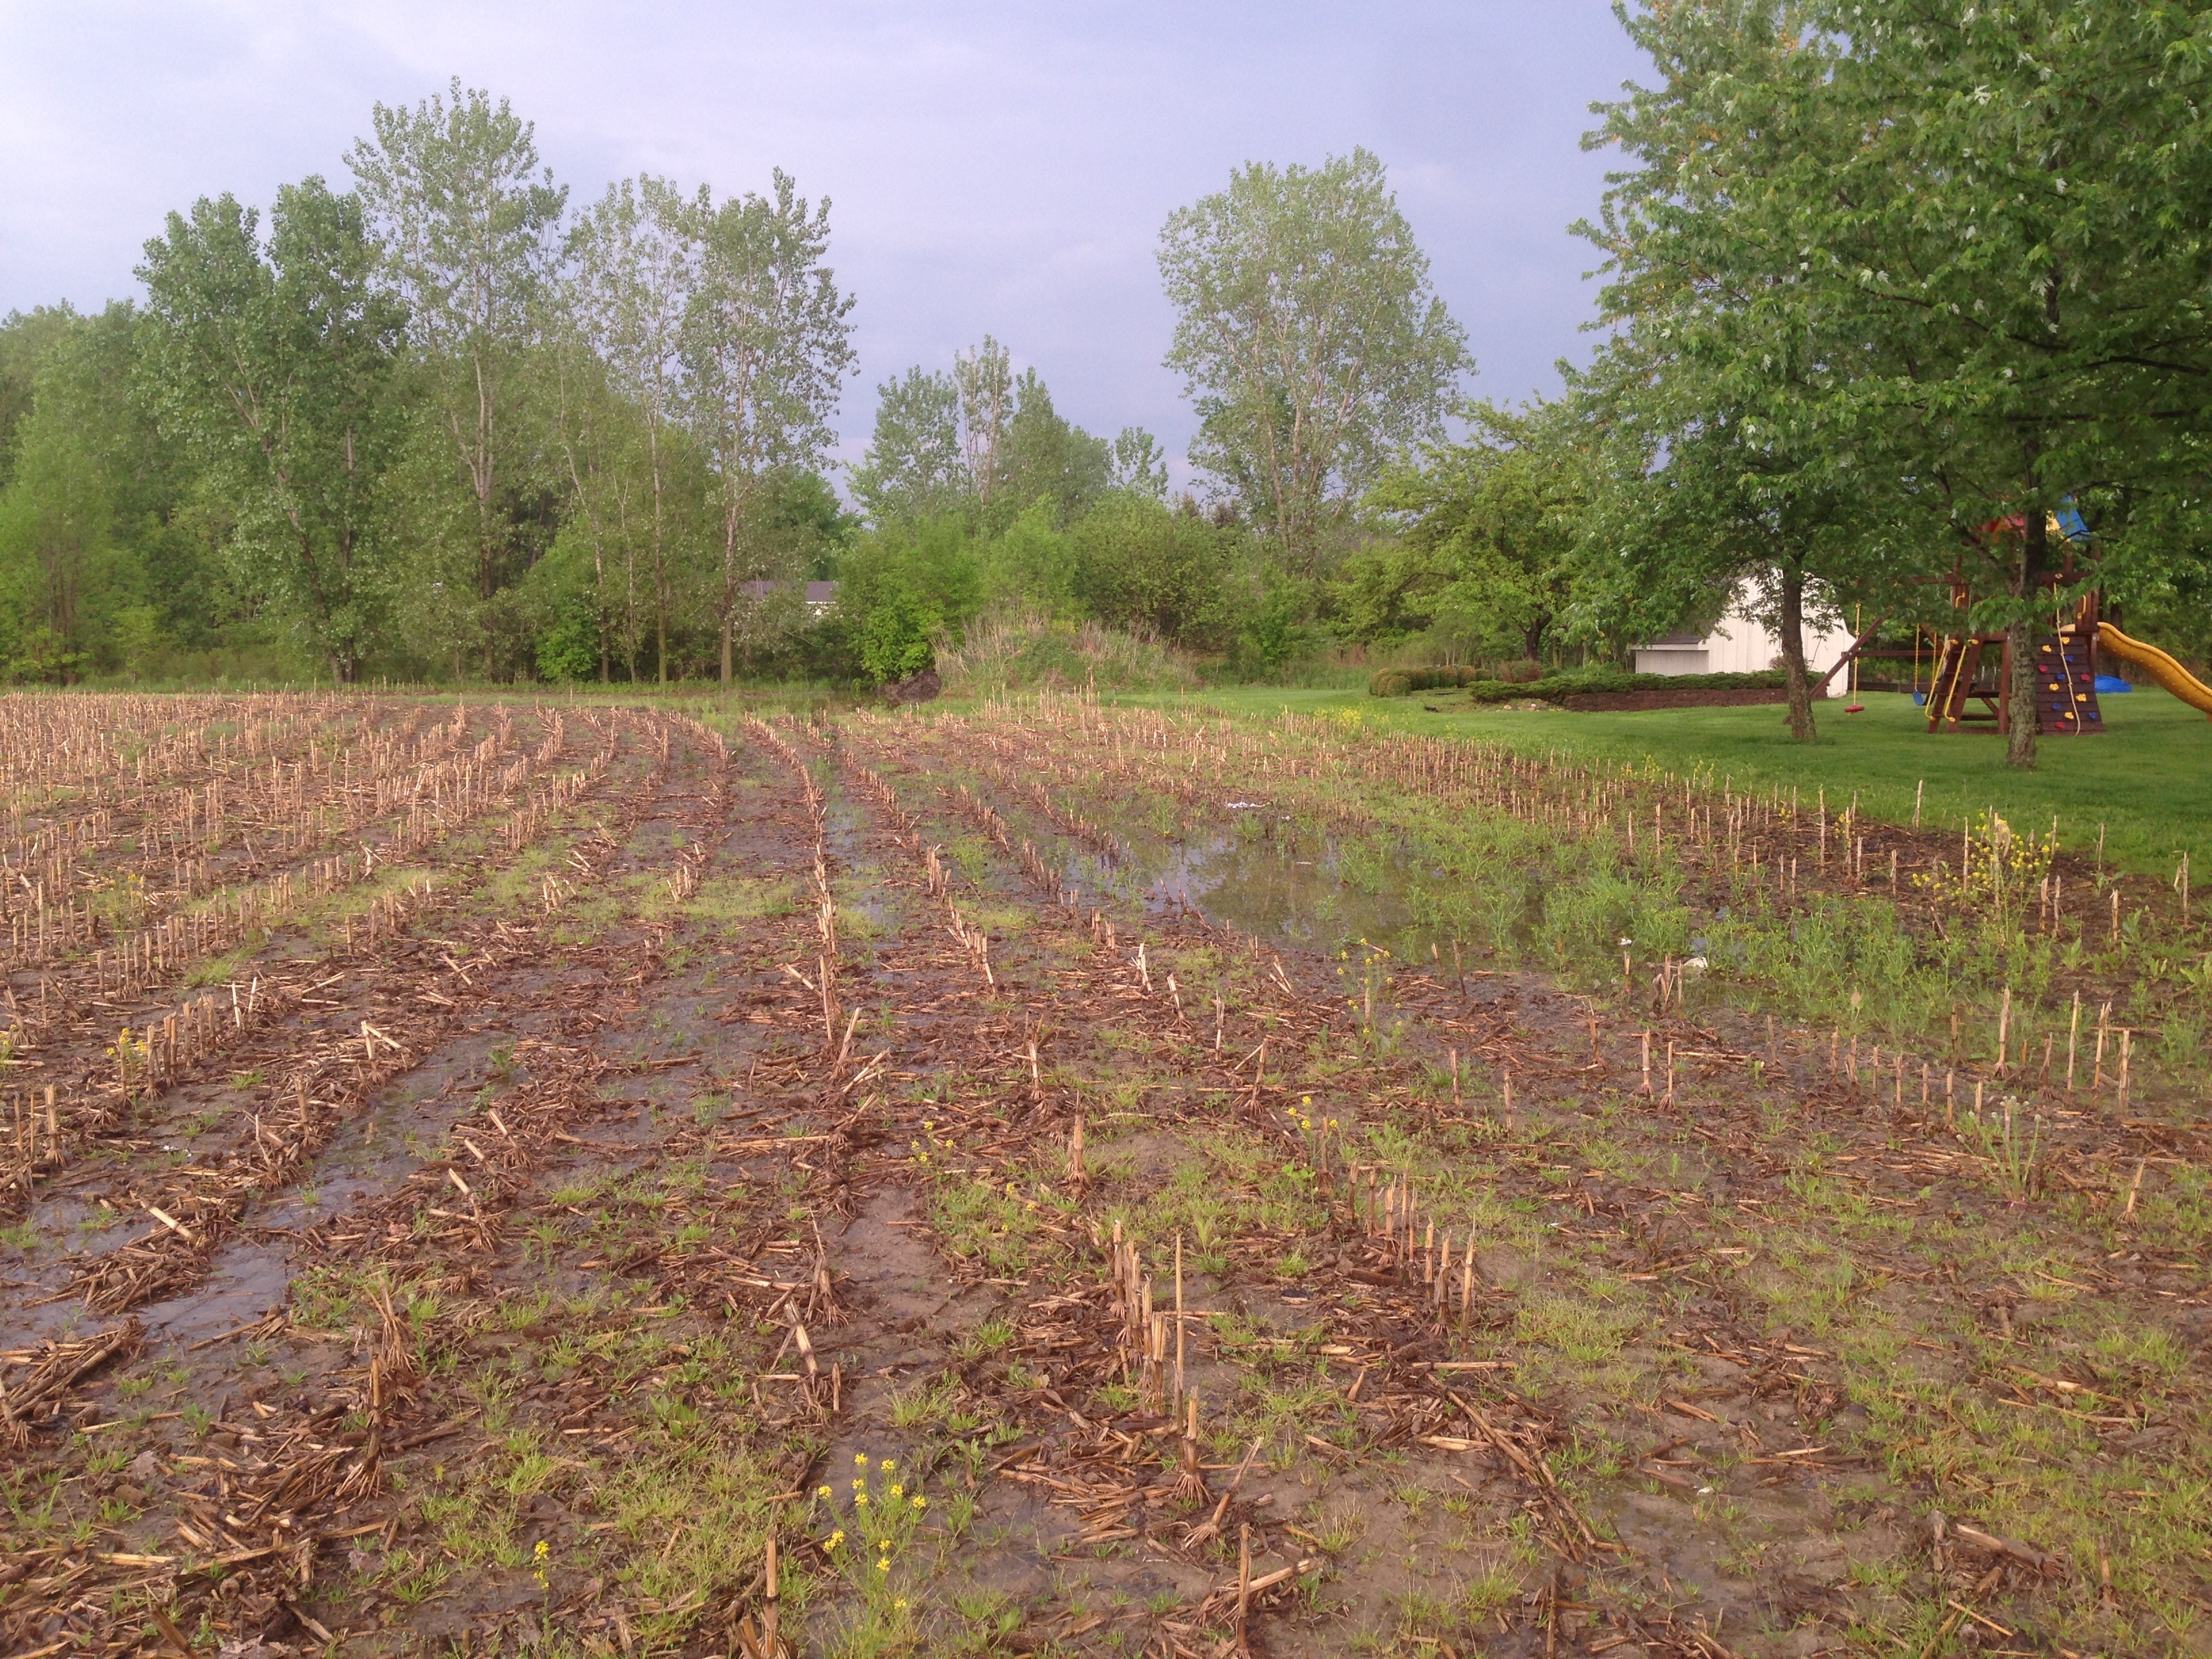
[1840,518,2212,735]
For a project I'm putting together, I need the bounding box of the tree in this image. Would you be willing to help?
[136,180,405,680]
[1367,398,1597,667]
[1073,495,1235,646]
[978,496,1078,615]
[0,377,116,678]
[848,367,966,525]
[953,336,1012,508]
[995,370,1112,528]
[349,80,566,674]
[1109,427,1170,499]
[836,516,981,683]
[1576,366,1877,739]
[546,329,645,680]
[682,169,855,683]
[565,175,697,680]
[1585,0,2212,766]
[1158,148,1470,567]
[0,307,85,489]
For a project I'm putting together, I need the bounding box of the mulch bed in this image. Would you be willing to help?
[1558,686,1793,711]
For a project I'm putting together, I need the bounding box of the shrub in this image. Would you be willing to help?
[1366,663,1490,697]
[937,608,1200,697]
[1368,665,1791,701]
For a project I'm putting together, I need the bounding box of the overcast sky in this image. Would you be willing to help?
[0,1,1650,488]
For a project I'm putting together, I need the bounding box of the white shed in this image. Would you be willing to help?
[1633,580,1856,695]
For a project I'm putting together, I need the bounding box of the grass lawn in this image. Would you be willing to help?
[1128,680,2212,877]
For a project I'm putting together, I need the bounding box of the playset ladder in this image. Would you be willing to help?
[1925,636,2000,731]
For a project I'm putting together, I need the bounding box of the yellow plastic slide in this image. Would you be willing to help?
[2099,624,2212,717]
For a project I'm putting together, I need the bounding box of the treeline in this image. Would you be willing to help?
[0,106,1488,690]
[0,85,863,687]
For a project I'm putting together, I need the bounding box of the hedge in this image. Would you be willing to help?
[1370,665,1791,701]
[1465,669,1789,703]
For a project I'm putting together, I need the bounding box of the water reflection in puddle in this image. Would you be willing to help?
[1082,816,1450,963]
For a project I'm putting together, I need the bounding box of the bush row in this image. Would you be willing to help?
[1371,665,1791,701]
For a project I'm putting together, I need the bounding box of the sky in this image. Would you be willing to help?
[0,1,1651,489]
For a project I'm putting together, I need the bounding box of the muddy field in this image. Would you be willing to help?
[1,691,2206,1659]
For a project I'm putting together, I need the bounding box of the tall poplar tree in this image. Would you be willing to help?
[349,80,566,675]
[681,170,855,684]
[1158,148,1470,568]
[953,336,1013,507]
[565,175,697,681]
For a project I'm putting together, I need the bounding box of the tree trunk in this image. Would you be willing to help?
[594,541,609,684]
[2007,507,2048,771]
[1777,562,1817,741]
[721,500,738,687]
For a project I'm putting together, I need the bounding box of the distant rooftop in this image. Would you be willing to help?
[737,579,838,609]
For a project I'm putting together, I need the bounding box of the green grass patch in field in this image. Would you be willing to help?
[1143,684,2212,876]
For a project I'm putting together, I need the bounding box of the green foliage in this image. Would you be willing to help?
[1366,398,1596,664]
[0,302,228,681]
[136,178,405,680]
[837,516,982,683]
[1460,669,1786,703]
[1160,147,1470,565]
[851,346,1134,546]
[1581,0,2212,766]
[848,367,966,528]
[990,370,1113,531]
[1071,493,1236,647]
[977,497,1077,615]
[684,169,856,682]
[350,79,569,678]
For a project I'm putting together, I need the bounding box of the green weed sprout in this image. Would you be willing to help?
[1961,1098,2042,1200]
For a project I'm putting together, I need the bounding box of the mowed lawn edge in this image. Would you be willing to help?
[1109,682,2212,878]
